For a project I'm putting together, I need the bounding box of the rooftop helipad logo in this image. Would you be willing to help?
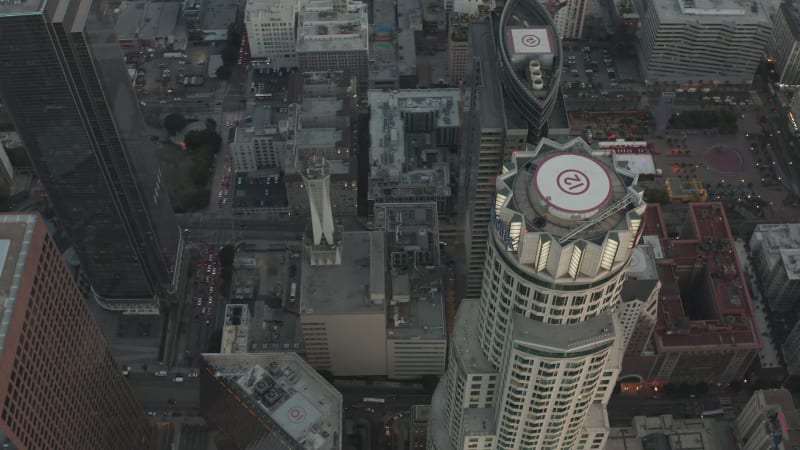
[535,153,612,214]
[509,27,554,55]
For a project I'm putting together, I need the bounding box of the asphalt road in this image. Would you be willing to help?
[127,373,200,413]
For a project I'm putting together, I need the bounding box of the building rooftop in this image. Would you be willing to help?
[396,0,417,76]
[0,214,38,356]
[461,408,496,437]
[367,89,458,189]
[469,21,506,130]
[0,0,46,15]
[627,245,660,281]
[295,128,343,147]
[233,172,288,210]
[497,139,641,241]
[512,311,617,352]
[758,389,800,449]
[300,231,386,315]
[608,415,725,450]
[383,204,446,340]
[654,0,771,22]
[245,0,295,25]
[300,97,343,118]
[645,203,762,352]
[297,0,369,53]
[449,299,495,373]
[751,223,800,278]
[115,2,183,40]
[506,27,554,55]
[202,352,342,450]
[235,104,289,141]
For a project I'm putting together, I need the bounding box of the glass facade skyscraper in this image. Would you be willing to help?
[0,0,180,312]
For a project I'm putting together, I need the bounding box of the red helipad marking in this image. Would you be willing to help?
[288,406,307,423]
[557,169,590,195]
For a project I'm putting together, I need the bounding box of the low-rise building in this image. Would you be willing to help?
[299,230,388,376]
[367,89,459,216]
[232,172,289,216]
[631,203,762,384]
[735,389,800,450]
[608,415,729,450]
[200,352,342,450]
[114,2,187,50]
[221,304,251,353]
[297,0,369,91]
[380,203,446,379]
[749,224,800,312]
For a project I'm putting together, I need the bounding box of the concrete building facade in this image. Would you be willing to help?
[749,223,800,312]
[781,320,800,375]
[244,0,298,68]
[429,147,647,450]
[636,0,772,85]
[299,230,387,376]
[297,0,369,90]
[0,213,151,450]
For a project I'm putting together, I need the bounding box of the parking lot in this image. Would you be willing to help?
[561,43,643,111]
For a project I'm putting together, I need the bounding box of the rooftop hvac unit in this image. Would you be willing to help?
[529,59,541,71]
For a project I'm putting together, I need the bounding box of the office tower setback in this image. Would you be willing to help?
[636,0,772,85]
[0,0,180,313]
[0,213,150,449]
[429,146,646,450]
[200,353,342,450]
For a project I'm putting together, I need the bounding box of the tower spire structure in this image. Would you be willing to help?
[302,157,342,265]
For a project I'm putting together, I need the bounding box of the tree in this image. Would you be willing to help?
[163,113,188,135]
[205,118,217,131]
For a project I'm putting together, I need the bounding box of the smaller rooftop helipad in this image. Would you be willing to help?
[508,27,554,55]
[534,153,612,219]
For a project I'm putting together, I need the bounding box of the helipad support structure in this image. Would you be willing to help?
[428,142,646,450]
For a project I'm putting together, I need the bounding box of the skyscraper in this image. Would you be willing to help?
[461,0,564,297]
[0,213,151,449]
[429,144,646,450]
[0,0,180,313]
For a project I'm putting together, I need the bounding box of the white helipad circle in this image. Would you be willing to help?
[535,153,612,215]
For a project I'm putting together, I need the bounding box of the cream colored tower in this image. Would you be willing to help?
[428,140,646,450]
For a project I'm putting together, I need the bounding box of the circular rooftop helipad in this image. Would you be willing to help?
[534,153,612,219]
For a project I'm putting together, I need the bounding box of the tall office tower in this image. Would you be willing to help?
[244,0,298,69]
[636,0,772,85]
[302,158,341,265]
[429,147,646,450]
[551,0,590,39]
[0,0,180,313]
[0,213,151,449]
[461,1,564,297]
[765,3,800,86]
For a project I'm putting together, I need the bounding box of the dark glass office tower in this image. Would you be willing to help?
[0,0,180,312]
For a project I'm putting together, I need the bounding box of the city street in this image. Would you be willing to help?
[127,373,200,413]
